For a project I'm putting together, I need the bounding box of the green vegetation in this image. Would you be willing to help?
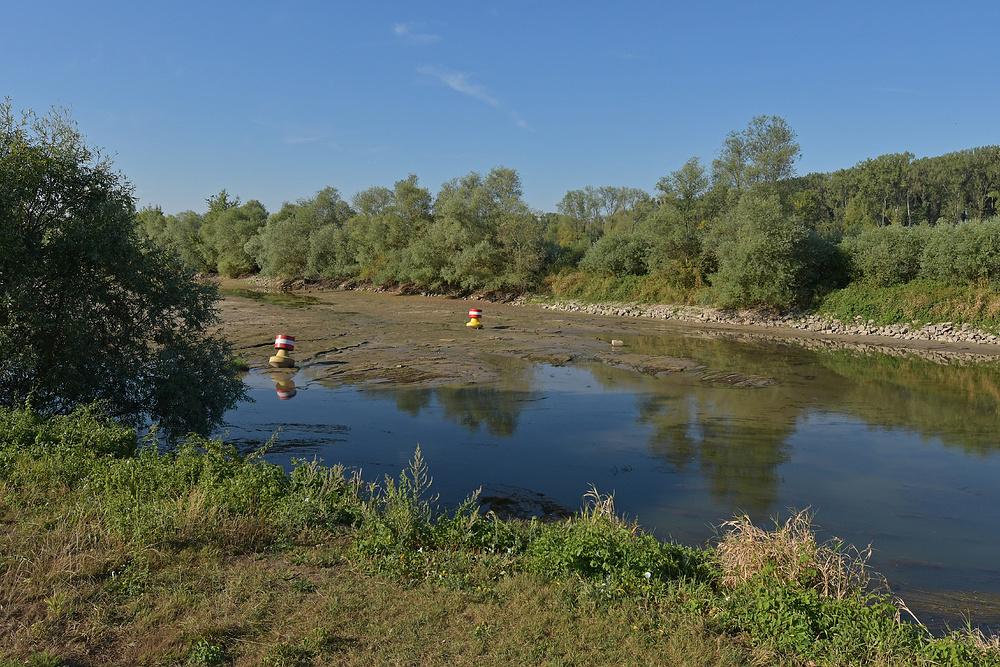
[0,103,245,438]
[2,406,998,665]
[130,113,1000,328]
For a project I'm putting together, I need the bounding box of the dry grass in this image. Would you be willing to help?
[0,530,741,666]
[716,508,874,600]
[963,626,1000,657]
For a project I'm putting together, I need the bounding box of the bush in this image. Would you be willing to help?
[197,195,268,276]
[707,192,832,309]
[841,224,928,286]
[579,232,652,276]
[920,217,1000,285]
[246,188,353,279]
[525,487,713,595]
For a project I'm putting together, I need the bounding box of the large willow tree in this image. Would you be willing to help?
[0,103,246,438]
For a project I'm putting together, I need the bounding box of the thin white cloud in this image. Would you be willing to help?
[418,66,501,107]
[418,66,531,130]
[509,111,529,130]
[393,22,441,45]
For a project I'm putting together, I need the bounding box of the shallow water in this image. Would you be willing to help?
[219,333,1000,630]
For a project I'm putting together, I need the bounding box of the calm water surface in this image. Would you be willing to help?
[220,333,1000,627]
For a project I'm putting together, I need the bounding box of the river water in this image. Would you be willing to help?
[219,332,1000,630]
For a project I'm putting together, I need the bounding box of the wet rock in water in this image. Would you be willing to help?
[478,488,573,521]
[700,372,774,388]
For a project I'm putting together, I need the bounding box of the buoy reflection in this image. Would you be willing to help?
[274,378,297,400]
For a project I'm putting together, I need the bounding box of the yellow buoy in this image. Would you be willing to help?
[467,308,483,329]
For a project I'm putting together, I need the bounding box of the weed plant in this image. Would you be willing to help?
[1,405,998,665]
[544,269,705,306]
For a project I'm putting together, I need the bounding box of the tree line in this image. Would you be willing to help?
[140,116,1000,310]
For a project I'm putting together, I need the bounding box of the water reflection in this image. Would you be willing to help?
[638,387,795,514]
[274,378,297,400]
[330,355,539,437]
[220,331,1000,628]
[609,332,1000,457]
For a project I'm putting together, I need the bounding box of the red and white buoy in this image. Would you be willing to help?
[269,334,296,367]
[467,308,483,329]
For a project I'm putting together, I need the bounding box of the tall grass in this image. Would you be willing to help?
[543,268,705,305]
[1,405,998,666]
[815,279,1000,330]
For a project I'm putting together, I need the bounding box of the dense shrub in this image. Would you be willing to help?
[707,192,833,309]
[920,217,1000,285]
[840,224,929,286]
[197,194,268,276]
[579,231,653,276]
[245,187,354,279]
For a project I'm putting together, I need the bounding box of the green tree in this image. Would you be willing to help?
[557,185,652,236]
[707,192,830,309]
[197,192,268,276]
[0,103,246,437]
[246,187,353,279]
[656,156,710,223]
[404,167,544,291]
[137,205,206,270]
[336,175,434,283]
[712,115,801,207]
[849,153,914,227]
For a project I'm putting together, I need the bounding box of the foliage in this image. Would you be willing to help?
[815,279,1000,330]
[641,203,707,286]
[124,112,1000,314]
[351,446,489,563]
[711,115,801,207]
[394,167,546,291]
[543,269,703,305]
[525,487,714,595]
[707,192,834,309]
[0,103,246,438]
[920,217,1000,285]
[557,185,653,237]
[841,223,929,286]
[197,191,268,276]
[796,145,1000,232]
[578,231,652,276]
[137,206,207,271]
[245,187,353,279]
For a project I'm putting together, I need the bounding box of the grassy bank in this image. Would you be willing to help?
[2,407,998,666]
[544,269,1000,334]
[813,279,1000,330]
[543,269,706,308]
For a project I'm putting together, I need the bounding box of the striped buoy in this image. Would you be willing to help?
[269,334,296,367]
[467,308,483,329]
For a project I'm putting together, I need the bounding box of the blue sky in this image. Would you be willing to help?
[5,1,997,215]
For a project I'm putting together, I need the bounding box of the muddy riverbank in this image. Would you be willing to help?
[217,280,1000,385]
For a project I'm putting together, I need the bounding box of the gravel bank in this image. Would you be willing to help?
[537,300,1000,346]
